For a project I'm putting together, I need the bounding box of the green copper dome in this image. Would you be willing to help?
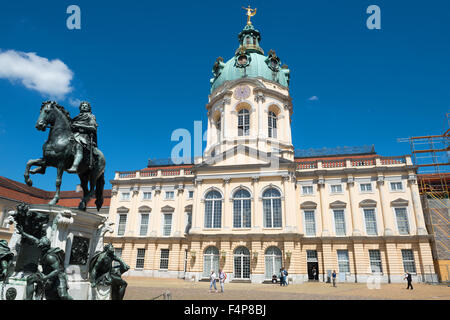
[210,24,290,93]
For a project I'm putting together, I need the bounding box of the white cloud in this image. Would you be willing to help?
[69,98,81,108]
[308,95,319,101]
[0,49,73,98]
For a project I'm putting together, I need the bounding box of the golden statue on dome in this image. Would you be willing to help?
[242,5,257,25]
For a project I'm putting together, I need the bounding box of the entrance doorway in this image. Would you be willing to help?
[307,262,319,281]
[306,250,319,281]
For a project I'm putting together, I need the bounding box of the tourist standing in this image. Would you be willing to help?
[332,270,337,287]
[218,269,227,293]
[312,267,317,281]
[209,270,218,293]
[283,268,289,286]
[279,268,284,286]
[405,272,413,290]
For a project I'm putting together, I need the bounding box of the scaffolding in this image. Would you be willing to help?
[399,113,450,283]
[398,112,450,198]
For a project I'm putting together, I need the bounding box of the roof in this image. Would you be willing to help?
[0,176,111,208]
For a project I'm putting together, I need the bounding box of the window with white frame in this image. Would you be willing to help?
[139,213,149,236]
[188,191,194,199]
[304,210,316,236]
[162,213,172,236]
[363,208,378,235]
[204,190,222,228]
[203,246,220,278]
[337,250,350,273]
[165,191,175,200]
[369,250,382,273]
[160,249,169,270]
[143,192,152,200]
[330,184,342,193]
[117,214,127,236]
[302,185,314,195]
[233,189,251,228]
[401,249,416,273]
[120,192,130,201]
[238,109,250,136]
[136,248,146,269]
[395,207,410,235]
[390,181,403,191]
[333,210,346,236]
[268,111,277,138]
[360,183,372,192]
[262,188,282,228]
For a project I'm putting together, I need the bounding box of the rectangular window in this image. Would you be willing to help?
[337,250,350,273]
[330,184,342,193]
[395,208,410,235]
[333,210,346,236]
[369,250,382,273]
[120,192,130,201]
[160,249,169,270]
[165,191,174,200]
[143,192,152,200]
[360,183,372,192]
[401,249,416,273]
[364,208,378,235]
[304,210,316,236]
[390,182,403,191]
[188,191,194,199]
[302,186,314,195]
[136,248,146,269]
[139,213,149,236]
[163,213,172,236]
[185,212,192,234]
[117,214,127,236]
[306,250,318,262]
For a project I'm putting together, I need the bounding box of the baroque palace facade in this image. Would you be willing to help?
[105,19,436,284]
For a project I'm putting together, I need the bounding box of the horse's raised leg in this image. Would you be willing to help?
[24,158,45,186]
[49,165,64,206]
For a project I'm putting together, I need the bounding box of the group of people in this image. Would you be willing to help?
[279,267,289,286]
[209,269,227,293]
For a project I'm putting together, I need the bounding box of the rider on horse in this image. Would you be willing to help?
[67,101,98,173]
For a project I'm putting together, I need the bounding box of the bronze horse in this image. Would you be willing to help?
[24,101,105,211]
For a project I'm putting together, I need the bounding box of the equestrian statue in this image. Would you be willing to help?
[24,101,105,211]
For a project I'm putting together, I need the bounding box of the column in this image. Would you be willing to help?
[282,174,294,232]
[251,176,261,231]
[318,178,330,236]
[173,184,184,237]
[321,242,333,281]
[376,176,395,236]
[347,176,362,236]
[408,175,428,235]
[222,178,231,230]
[190,179,203,234]
[150,186,161,236]
[384,241,401,283]
[352,242,366,283]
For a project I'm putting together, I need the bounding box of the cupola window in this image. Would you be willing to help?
[238,109,250,136]
[268,111,277,138]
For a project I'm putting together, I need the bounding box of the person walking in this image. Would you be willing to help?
[209,270,218,293]
[279,268,284,287]
[218,269,227,293]
[283,268,289,286]
[405,272,413,290]
[312,267,317,281]
[332,270,337,287]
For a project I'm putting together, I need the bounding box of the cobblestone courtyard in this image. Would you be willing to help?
[123,277,450,300]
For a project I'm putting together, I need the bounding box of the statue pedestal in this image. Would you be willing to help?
[3,204,110,300]
[89,284,111,300]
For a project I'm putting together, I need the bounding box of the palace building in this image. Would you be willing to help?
[104,15,437,284]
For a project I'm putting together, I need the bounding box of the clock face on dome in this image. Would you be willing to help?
[234,85,251,100]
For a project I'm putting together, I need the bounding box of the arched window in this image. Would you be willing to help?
[233,189,251,228]
[234,247,250,279]
[265,247,282,280]
[203,246,219,278]
[204,190,222,228]
[262,188,282,228]
[268,111,277,138]
[238,109,250,136]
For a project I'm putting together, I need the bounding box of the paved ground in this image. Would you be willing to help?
[123,277,450,300]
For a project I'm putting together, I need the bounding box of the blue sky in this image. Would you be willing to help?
[0,0,449,191]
